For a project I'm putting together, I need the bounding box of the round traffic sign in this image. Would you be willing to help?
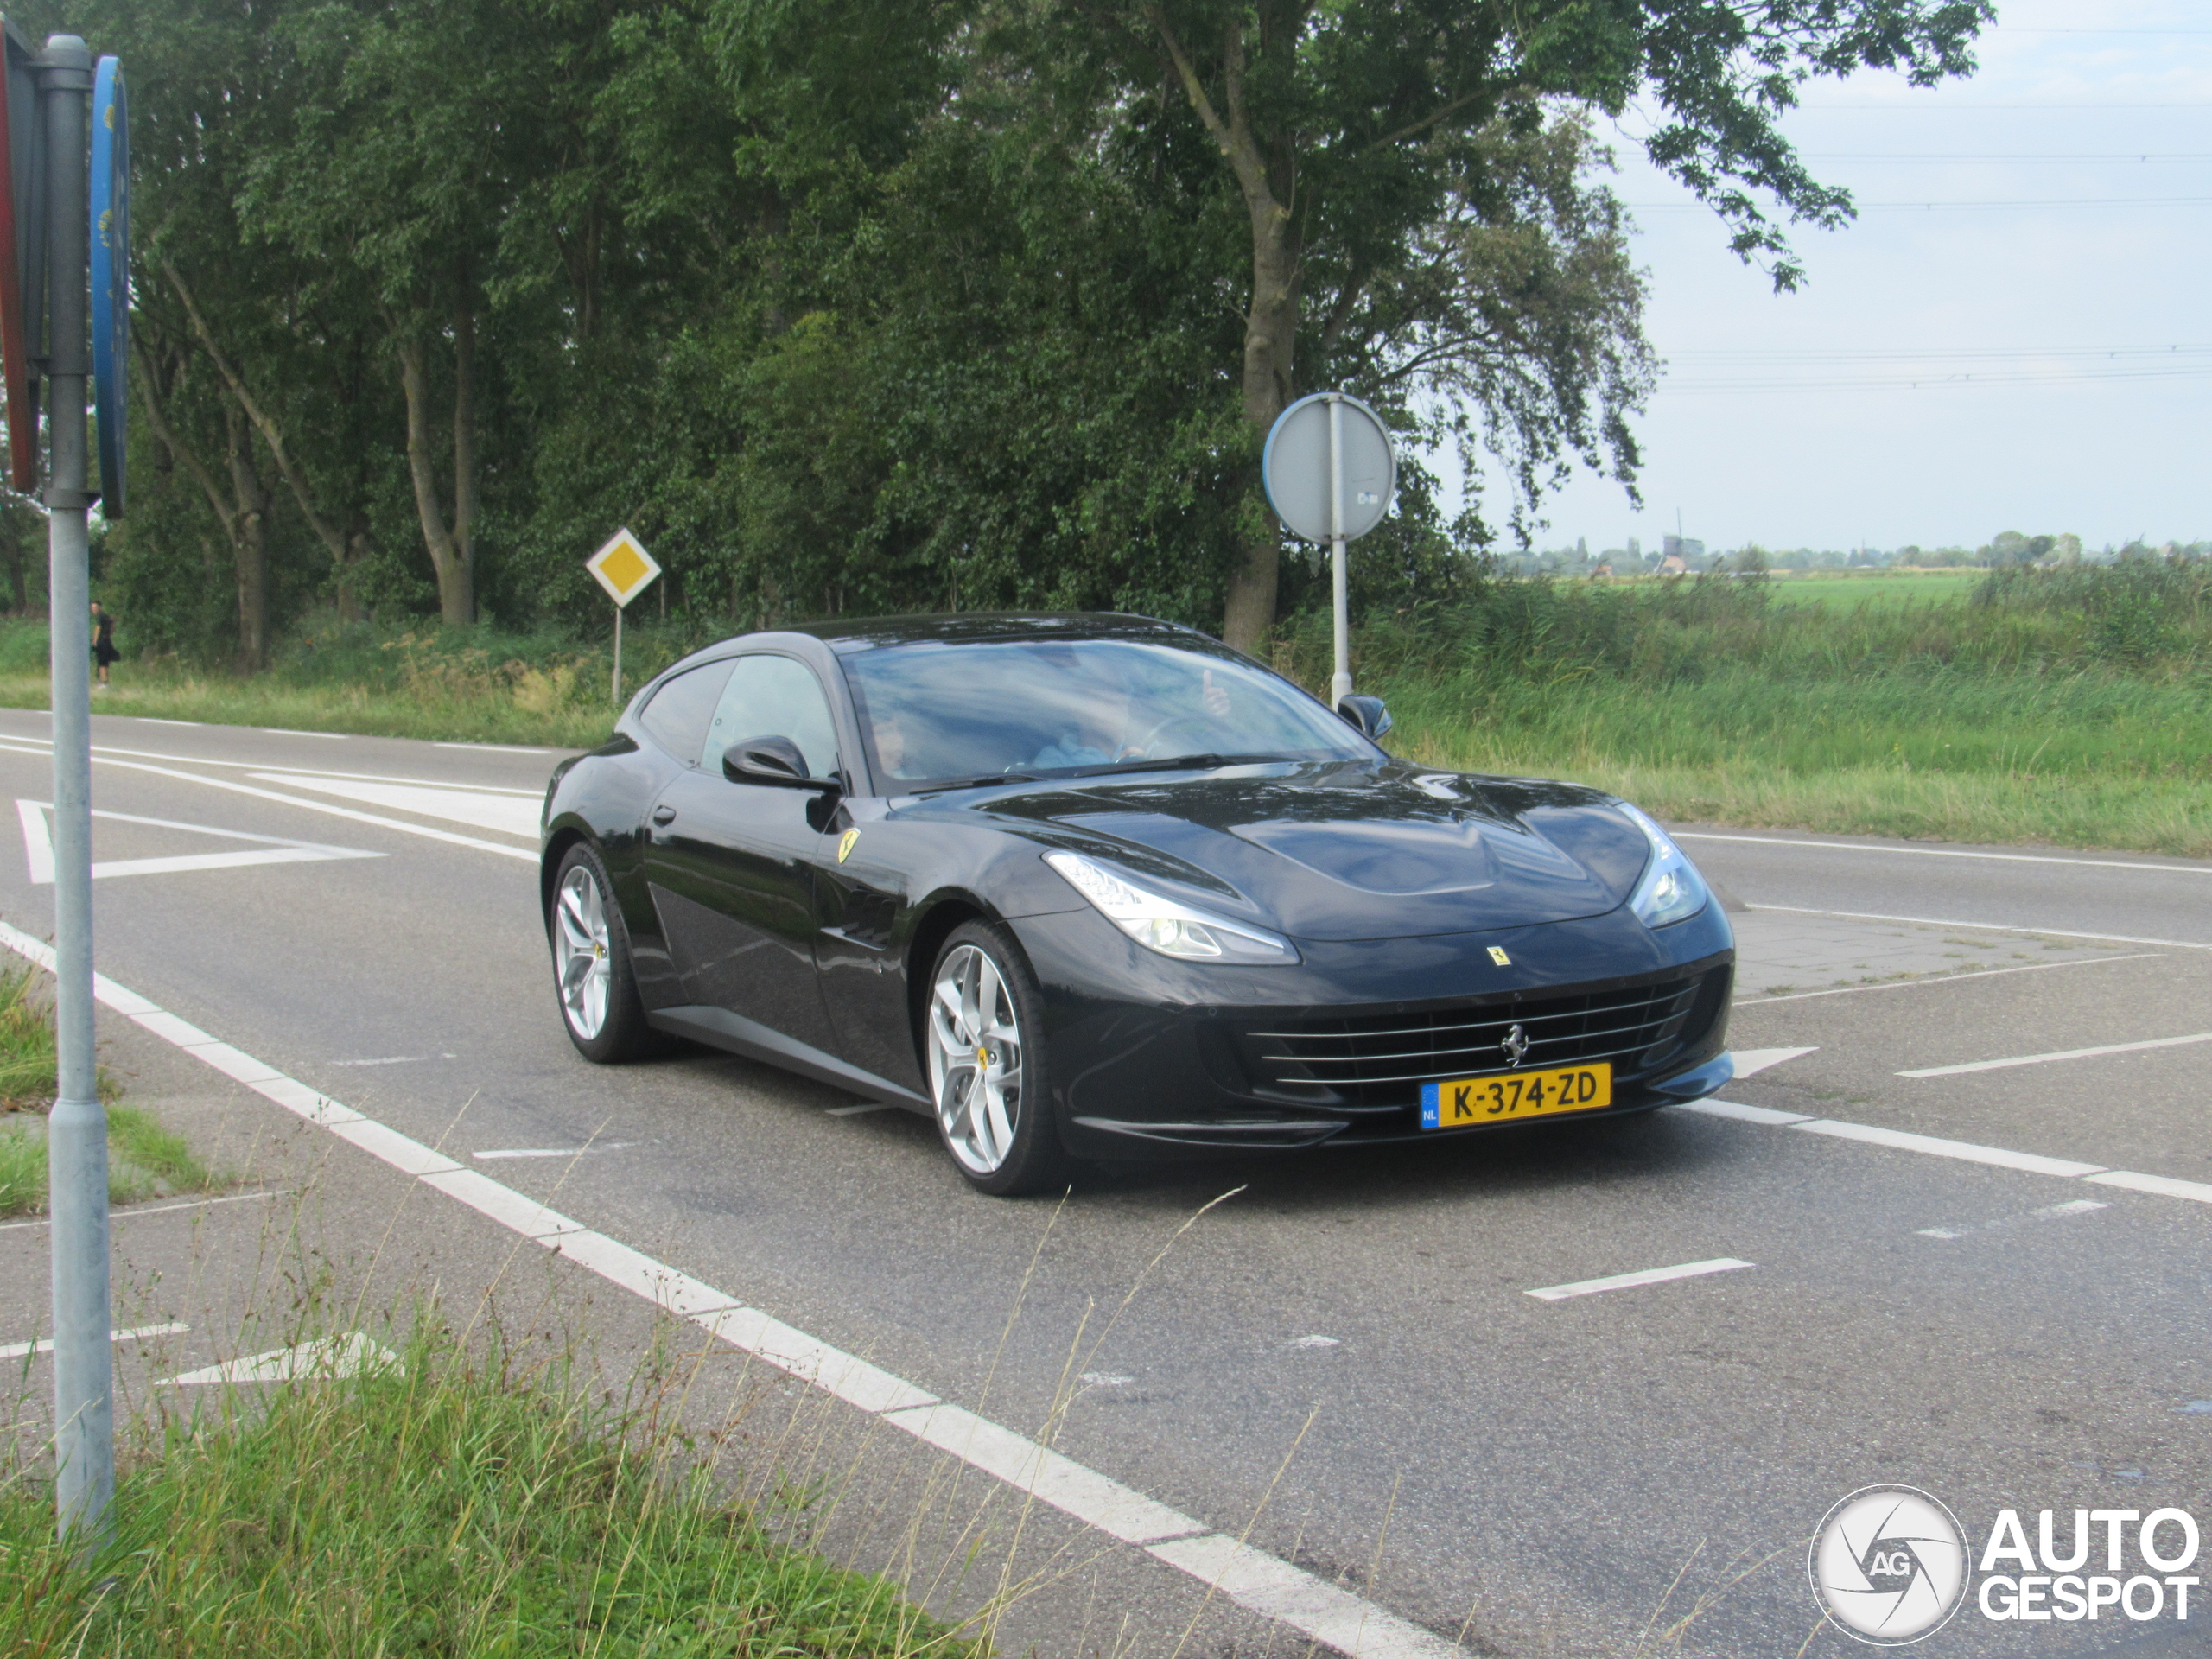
[90,54,126,516]
[1261,391,1395,545]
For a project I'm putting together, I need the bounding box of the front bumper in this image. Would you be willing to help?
[1011,904,1736,1160]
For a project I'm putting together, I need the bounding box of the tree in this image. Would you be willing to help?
[1056,0,1992,648]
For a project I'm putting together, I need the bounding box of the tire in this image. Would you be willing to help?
[549,842,655,1063]
[924,920,1071,1197]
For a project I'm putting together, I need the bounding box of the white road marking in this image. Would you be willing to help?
[1526,1258,1753,1302]
[160,1332,399,1387]
[0,1322,189,1362]
[436,741,554,754]
[1290,1335,1340,1349]
[1728,1047,1816,1078]
[1898,1031,2212,1078]
[0,918,1465,1659]
[247,773,541,837]
[1678,831,2209,876]
[1675,1099,2212,1210]
[1916,1198,2109,1239]
[825,1102,899,1116]
[0,734,545,797]
[0,742,537,863]
[260,728,347,739]
[473,1144,632,1160]
[17,798,383,884]
[327,1054,452,1066]
[132,717,200,727]
[1744,904,2212,952]
[1733,953,2161,1006]
[1080,1371,1135,1387]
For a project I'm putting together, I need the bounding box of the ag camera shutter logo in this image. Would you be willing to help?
[1809,1484,1971,1644]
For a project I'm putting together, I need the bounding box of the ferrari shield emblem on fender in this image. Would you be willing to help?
[837,828,860,864]
[1488,946,1510,966]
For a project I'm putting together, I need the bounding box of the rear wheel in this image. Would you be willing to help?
[550,842,654,1063]
[925,921,1071,1196]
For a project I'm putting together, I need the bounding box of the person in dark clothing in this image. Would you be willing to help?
[90,601,118,688]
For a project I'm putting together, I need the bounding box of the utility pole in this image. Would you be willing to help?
[40,32,112,1547]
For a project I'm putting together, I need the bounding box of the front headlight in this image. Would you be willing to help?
[1617,803,1710,929]
[1044,850,1299,963]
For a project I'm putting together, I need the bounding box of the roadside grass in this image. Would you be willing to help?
[1281,563,2212,857]
[0,961,218,1217]
[0,1318,976,1658]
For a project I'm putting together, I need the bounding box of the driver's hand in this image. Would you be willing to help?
[1201,668,1230,720]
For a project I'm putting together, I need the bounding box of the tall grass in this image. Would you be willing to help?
[0,1319,973,1657]
[1277,563,2212,855]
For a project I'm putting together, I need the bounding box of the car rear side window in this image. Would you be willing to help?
[638,660,735,765]
[701,655,842,779]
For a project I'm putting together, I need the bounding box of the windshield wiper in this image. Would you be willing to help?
[914,772,1042,794]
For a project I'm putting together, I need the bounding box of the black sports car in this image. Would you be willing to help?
[539,613,1734,1194]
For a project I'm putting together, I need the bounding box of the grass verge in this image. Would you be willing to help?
[0,961,218,1218]
[0,1320,972,1657]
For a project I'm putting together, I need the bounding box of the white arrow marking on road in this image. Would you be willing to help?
[158,1332,402,1387]
[1727,1046,1818,1078]
[247,774,542,837]
[16,799,384,884]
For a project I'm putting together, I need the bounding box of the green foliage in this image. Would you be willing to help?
[0,1321,973,1656]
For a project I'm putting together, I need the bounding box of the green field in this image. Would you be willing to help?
[1762,569,1985,610]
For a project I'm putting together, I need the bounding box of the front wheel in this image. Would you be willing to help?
[550,842,655,1063]
[925,921,1071,1197]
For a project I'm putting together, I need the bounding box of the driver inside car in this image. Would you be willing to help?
[1027,666,1233,771]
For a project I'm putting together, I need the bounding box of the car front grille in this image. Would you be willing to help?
[1236,969,1722,1109]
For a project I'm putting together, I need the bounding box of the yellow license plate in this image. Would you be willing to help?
[1421,1064,1612,1128]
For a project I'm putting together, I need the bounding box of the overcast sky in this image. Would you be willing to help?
[1457,2,2209,555]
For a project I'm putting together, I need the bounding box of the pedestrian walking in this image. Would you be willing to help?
[90,600,118,689]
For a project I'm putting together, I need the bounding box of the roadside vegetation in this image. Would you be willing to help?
[0,1318,970,1657]
[0,961,218,1218]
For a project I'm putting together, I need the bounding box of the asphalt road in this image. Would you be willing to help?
[3,709,2207,1658]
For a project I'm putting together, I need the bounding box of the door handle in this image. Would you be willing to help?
[651,805,677,827]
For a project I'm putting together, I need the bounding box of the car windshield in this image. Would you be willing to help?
[842,637,1375,790]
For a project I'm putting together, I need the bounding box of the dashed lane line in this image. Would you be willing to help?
[1916,1198,2108,1240]
[1525,1259,1753,1301]
[1674,1099,2212,1205]
[0,918,1464,1659]
[1897,1031,2212,1077]
[0,1322,189,1362]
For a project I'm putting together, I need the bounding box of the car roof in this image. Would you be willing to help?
[779,612,1218,657]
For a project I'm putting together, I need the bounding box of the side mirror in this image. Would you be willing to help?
[723,736,837,792]
[1337,695,1393,741]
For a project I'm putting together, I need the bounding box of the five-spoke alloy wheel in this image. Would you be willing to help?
[925,922,1068,1195]
[550,842,652,1062]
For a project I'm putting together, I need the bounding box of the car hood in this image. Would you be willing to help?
[951,759,1654,942]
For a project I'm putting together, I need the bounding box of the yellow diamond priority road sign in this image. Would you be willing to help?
[587,527,661,608]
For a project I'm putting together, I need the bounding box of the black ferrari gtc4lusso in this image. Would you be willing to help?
[539,613,1734,1194]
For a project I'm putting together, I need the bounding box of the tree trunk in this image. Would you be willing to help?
[225,404,271,671]
[397,309,477,626]
[1150,8,1302,653]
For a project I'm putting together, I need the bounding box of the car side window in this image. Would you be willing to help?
[638,660,736,766]
[702,655,842,780]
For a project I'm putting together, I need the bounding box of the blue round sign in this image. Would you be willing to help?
[90,55,127,516]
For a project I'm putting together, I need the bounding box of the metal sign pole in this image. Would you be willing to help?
[39,32,111,1548]
[1328,395,1351,709]
[612,602,622,704]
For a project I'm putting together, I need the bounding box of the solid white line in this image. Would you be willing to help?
[1733,953,2160,1006]
[1899,1032,2212,1077]
[0,1188,289,1232]
[0,734,547,795]
[260,728,347,739]
[0,920,1461,1659]
[0,1322,190,1362]
[1743,904,2212,952]
[1526,1258,1753,1302]
[1728,1047,1816,1078]
[131,717,200,727]
[2084,1170,2212,1205]
[436,741,554,754]
[1675,1097,1812,1126]
[1678,831,2210,876]
[473,1145,632,1160]
[0,744,537,863]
